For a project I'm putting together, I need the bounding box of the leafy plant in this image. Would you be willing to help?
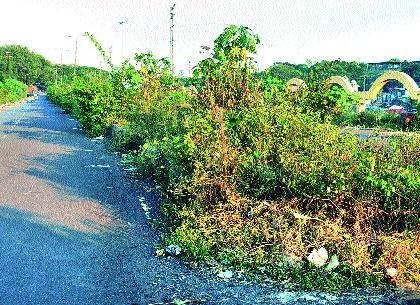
[0,78,27,104]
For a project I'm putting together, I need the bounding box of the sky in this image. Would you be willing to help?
[1,0,419,74]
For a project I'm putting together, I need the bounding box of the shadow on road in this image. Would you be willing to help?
[0,97,149,238]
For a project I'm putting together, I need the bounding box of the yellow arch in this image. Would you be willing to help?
[364,71,420,101]
[326,76,358,93]
[286,78,306,92]
[284,71,419,111]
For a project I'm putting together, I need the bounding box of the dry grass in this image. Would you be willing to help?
[168,190,419,290]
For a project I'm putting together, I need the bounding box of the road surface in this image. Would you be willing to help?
[0,96,416,305]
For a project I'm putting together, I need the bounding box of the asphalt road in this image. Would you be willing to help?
[0,96,417,305]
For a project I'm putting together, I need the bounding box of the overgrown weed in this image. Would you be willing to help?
[47,26,420,291]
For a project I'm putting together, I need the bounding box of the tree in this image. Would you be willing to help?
[193,25,261,108]
[263,60,366,86]
[213,25,260,63]
[401,61,420,84]
[306,60,366,83]
[0,45,54,85]
[265,62,305,81]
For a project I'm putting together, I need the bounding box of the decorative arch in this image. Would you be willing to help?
[283,71,419,111]
[326,76,358,93]
[364,71,420,101]
[286,78,306,92]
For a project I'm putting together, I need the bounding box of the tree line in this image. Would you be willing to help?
[0,45,54,85]
[261,59,420,89]
[1,43,419,90]
[0,44,104,87]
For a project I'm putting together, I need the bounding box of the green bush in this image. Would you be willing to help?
[0,78,27,104]
[47,83,78,114]
[48,76,122,137]
[47,26,420,290]
[334,110,403,130]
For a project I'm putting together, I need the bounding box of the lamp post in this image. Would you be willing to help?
[5,51,12,77]
[117,20,127,64]
[60,52,64,84]
[67,35,78,77]
[170,4,175,77]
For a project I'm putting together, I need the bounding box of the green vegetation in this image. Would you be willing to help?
[261,60,366,84]
[261,58,420,90]
[0,78,27,105]
[0,45,55,104]
[0,45,54,85]
[47,26,419,291]
[334,99,420,132]
[402,61,420,84]
[0,44,106,89]
[335,111,402,130]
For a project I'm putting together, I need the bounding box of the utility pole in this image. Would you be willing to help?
[68,35,78,77]
[109,46,113,65]
[363,75,366,92]
[170,4,175,79]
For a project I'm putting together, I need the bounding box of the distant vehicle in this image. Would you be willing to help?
[27,92,38,98]
[387,105,405,114]
[27,84,38,98]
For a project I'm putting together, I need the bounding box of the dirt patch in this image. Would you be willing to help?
[0,98,29,112]
[341,127,420,139]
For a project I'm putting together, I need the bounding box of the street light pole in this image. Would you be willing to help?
[74,38,78,76]
[170,4,175,78]
[54,64,58,85]
[118,20,127,64]
[68,35,78,77]
[5,51,12,77]
[60,52,64,85]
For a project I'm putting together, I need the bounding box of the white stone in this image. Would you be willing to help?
[307,248,329,267]
[217,270,233,279]
[318,247,328,262]
[386,268,398,278]
[165,245,181,256]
